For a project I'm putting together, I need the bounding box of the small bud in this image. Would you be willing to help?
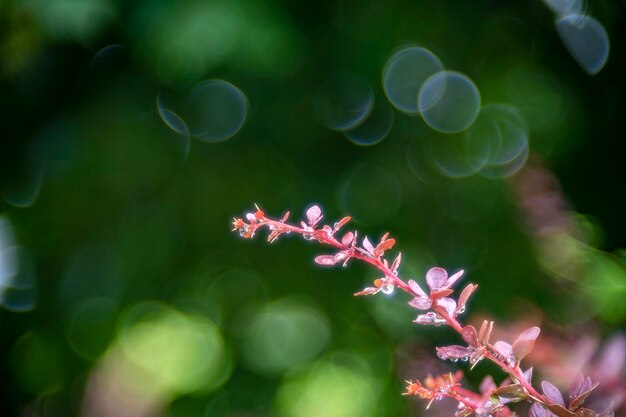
[254,205,265,219]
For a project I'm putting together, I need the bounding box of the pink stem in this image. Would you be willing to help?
[243,212,554,410]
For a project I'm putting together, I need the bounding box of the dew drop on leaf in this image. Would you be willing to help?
[381,283,395,294]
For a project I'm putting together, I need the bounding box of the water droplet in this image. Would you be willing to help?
[381,283,394,295]
[239,225,250,237]
[303,234,314,241]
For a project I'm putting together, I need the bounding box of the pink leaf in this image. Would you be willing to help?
[576,408,601,417]
[524,367,534,384]
[333,216,351,231]
[569,373,583,402]
[581,376,593,393]
[362,236,375,254]
[444,269,464,288]
[408,296,432,310]
[569,374,598,411]
[479,375,497,395]
[478,320,494,345]
[408,279,428,297]
[413,312,442,325]
[341,231,354,246]
[456,283,477,314]
[470,347,486,368]
[494,384,526,400]
[425,267,448,290]
[462,325,478,347]
[517,326,541,342]
[334,251,349,263]
[494,341,513,357]
[512,326,540,361]
[354,286,380,296]
[391,252,402,272]
[530,403,550,417]
[436,345,473,360]
[542,381,565,407]
[436,297,456,316]
[430,288,453,300]
[314,255,337,266]
[375,238,396,255]
[313,229,330,241]
[459,284,478,307]
[306,205,322,226]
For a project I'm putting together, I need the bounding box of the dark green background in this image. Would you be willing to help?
[1,1,624,416]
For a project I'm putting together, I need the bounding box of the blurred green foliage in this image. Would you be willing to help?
[0,1,625,416]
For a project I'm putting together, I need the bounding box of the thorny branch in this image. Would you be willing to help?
[232,204,614,417]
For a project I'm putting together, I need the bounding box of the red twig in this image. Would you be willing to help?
[232,204,612,417]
